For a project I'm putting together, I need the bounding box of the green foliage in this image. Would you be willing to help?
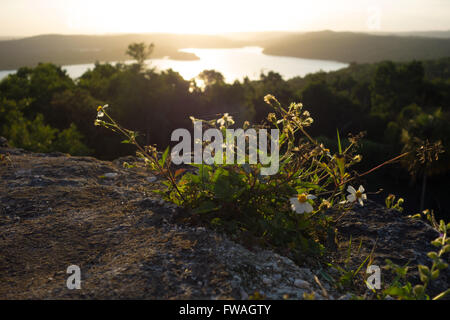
[371,61,425,119]
[53,123,92,155]
[380,217,450,300]
[0,96,90,155]
[7,113,58,153]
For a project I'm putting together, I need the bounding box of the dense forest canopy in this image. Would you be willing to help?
[0,46,449,218]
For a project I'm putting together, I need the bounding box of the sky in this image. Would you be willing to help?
[1,0,449,37]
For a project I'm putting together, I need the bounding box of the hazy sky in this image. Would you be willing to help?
[1,0,449,37]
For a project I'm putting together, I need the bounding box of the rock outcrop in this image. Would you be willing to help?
[0,145,448,299]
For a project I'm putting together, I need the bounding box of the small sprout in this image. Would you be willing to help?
[352,155,362,163]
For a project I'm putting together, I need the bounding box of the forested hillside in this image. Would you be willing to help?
[263,30,450,63]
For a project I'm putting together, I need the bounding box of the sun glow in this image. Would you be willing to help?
[63,0,348,34]
[1,0,449,37]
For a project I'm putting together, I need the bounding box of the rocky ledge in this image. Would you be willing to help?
[0,144,448,299]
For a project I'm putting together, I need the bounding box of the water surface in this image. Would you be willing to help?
[0,47,348,82]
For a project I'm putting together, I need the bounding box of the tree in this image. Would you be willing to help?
[300,80,361,137]
[370,61,425,119]
[126,42,155,69]
[198,70,225,87]
[400,109,447,211]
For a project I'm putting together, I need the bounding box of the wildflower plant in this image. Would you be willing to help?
[93,96,370,258]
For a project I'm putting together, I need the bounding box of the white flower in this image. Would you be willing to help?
[290,193,316,214]
[217,113,235,127]
[346,185,367,206]
[97,104,109,118]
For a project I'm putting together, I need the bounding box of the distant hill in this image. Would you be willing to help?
[262,30,450,63]
[0,36,20,41]
[1,31,450,70]
[0,34,242,70]
[371,30,450,39]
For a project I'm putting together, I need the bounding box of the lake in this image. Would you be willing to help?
[0,47,348,82]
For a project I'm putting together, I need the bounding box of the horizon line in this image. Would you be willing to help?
[2,29,450,39]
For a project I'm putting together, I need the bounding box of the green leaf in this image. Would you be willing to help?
[442,245,450,254]
[431,270,440,280]
[384,286,407,298]
[439,220,446,233]
[159,146,170,167]
[432,239,442,247]
[427,252,438,260]
[418,265,430,275]
[353,254,370,277]
[418,265,430,282]
[413,285,425,297]
[337,129,342,154]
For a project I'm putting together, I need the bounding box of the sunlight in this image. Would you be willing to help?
[1,0,449,36]
[63,0,340,34]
